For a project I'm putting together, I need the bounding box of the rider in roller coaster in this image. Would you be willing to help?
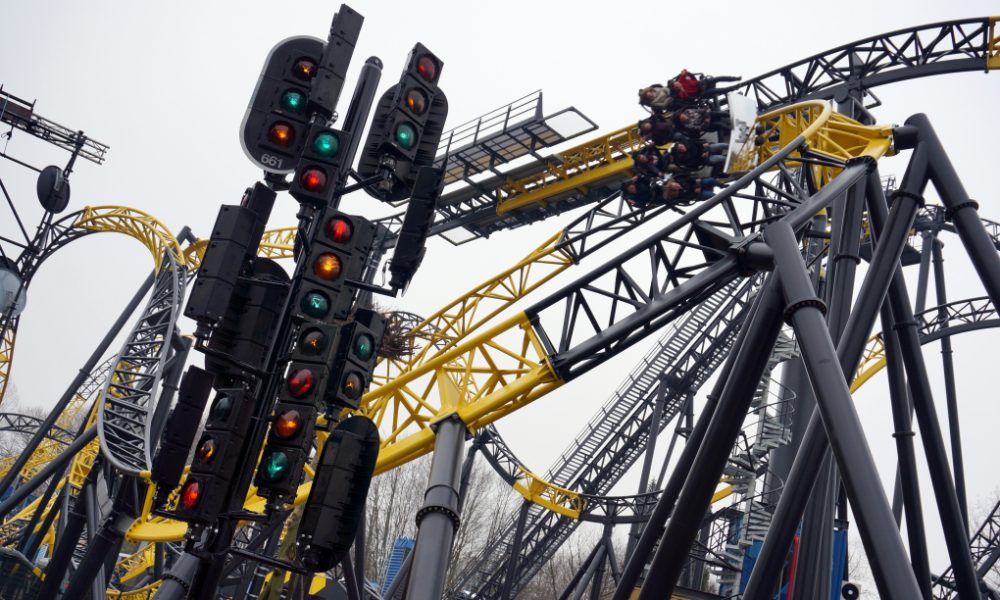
[624,69,741,209]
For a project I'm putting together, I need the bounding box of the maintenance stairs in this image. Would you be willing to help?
[450,277,760,599]
[716,334,797,593]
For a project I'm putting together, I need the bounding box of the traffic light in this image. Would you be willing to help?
[151,366,215,497]
[241,36,325,173]
[297,415,380,572]
[292,209,375,323]
[174,387,255,522]
[388,166,443,291]
[252,324,345,497]
[327,308,384,410]
[288,125,351,206]
[358,43,449,202]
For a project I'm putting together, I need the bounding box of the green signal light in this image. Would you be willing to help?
[313,131,339,157]
[354,333,374,361]
[260,451,290,482]
[281,90,306,113]
[395,123,416,149]
[300,291,329,319]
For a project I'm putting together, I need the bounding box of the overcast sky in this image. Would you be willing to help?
[2,0,999,587]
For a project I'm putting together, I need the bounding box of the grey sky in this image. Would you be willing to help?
[2,0,999,586]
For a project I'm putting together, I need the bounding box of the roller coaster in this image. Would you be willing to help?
[0,13,998,600]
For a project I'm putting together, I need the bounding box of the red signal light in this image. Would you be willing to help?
[300,167,327,192]
[180,481,201,510]
[416,55,438,83]
[287,368,315,398]
[325,218,353,244]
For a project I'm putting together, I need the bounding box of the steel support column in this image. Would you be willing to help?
[932,237,968,527]
[636,273,784,600]
[742,159,926,600]
[881,304,932,597]
[765,219,922,598]
[796,174,866,598]
[625,378,666,560]
[869,176,981,600]
[499,500,531,600]
[405,415,466,600]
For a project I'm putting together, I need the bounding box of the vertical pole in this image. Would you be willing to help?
[742,160,925,600]
[588,524,613,600]
[931,237,968,527]
[906,114,1000,309]
[38,460,102,599]
[499,500,531,600]
[354,516,367,594]
[796,177,865,598]
[636,273,785,600]
[405,415,466,600]
[626,379,666,559]
[342,553,362,600]
[764,220,922,599]
[870,193,981,600]
[881,306,932,598]
[891,232,934,523]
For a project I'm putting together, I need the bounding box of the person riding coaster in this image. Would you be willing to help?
[638,68,741,112]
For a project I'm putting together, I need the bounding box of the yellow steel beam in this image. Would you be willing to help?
[989,17,1000,70]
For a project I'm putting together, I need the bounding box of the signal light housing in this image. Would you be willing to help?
[328,309,385,410]
[297,416,380,572]
[357,43,449,203]
[241,36,325,173]
[291,209,375,323]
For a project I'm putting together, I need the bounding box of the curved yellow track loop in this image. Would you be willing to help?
[183,227,296,269]
[0,206,188,408]
[72,206,187,270]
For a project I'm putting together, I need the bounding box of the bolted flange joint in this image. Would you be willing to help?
[782,296,827,325]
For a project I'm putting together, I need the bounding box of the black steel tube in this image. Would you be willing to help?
[908,113,1000,309]
[38,460,101,599]
[499,501,530,600]
[742,159,926,600]
[932,238,968,527]
[342,553,362,600]
[872,211,981,598]
[764,219,922,599]
[558,543,602,600]
[636,275,784,600]
[0,272,153,499]
[611,272,766,600]
[796,177,865,597]
[405,416,466,600]
[881,306,933,598]
[0,426,97,519]
[21,486,66,560]
[336,56,382,183]
[625,380,665,560]
[85,479,106,600]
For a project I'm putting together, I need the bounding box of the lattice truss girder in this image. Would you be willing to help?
[359,100,892,475]
[730,17,1000,109]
